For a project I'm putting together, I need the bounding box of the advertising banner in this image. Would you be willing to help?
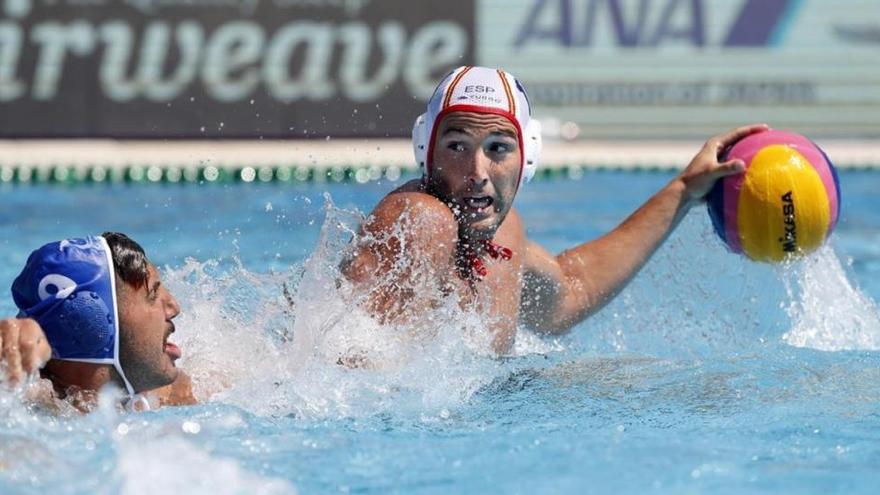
[478,0,880,138]
[0,0,474,137]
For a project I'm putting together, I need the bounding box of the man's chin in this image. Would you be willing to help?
[459,216,501,240]
[164,358,180,377]
[146,366,179,392]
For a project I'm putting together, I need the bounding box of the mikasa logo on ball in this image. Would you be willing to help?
[780,191,797,253]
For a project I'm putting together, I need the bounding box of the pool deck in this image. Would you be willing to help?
[1,139,878,183]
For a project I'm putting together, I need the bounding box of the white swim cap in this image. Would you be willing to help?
[412,66,542,190]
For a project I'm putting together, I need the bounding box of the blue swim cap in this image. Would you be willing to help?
[11,236,135,396]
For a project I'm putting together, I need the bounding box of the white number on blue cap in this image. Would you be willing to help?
[38,274,78,301]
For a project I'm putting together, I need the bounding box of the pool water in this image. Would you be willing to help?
[1,170,879,494]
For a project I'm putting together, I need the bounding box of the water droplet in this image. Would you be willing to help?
[182,421,201,434]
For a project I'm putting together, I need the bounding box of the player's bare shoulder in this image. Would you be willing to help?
[342,180,458,283]
[366,179,457,238]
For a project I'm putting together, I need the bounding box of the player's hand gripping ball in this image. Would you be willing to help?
[707,130,841,263]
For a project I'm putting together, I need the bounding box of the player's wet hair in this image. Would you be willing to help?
[101,232,150,290]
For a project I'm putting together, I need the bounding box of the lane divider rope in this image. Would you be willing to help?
[0,162,877,185]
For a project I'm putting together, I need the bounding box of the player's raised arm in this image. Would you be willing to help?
[520,124,769,335]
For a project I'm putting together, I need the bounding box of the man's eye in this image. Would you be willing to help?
[447,142,466,152]
[488,142,512,154]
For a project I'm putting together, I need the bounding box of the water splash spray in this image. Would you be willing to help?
[782,245,880,351]
[164,195,556,419]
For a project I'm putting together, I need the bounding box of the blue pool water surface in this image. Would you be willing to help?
[1,171,879,494]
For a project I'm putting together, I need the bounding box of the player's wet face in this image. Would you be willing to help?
[116,264,181,392]
[430,111,521,239]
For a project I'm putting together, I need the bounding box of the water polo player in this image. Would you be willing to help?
[0,232,195,411]
[342,65,768,354]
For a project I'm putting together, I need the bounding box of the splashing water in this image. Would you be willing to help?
[782,245,880,351]
[164,195,561,420]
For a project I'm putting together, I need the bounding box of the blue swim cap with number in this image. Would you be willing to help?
[11,236,135,397]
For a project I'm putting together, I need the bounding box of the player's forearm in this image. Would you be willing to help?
[552,178,693,328]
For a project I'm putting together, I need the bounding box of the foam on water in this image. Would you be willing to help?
[0,383,295,494]
[782,245,880,351]
[116,435,295,495]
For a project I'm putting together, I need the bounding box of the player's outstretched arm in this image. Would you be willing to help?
[520,124,768,335]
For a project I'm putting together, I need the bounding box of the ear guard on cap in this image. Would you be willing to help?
[411,112,542,187]
[413,112,429,171]
[521,118,542,184]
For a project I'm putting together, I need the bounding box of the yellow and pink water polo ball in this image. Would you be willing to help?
[707,130,841,263]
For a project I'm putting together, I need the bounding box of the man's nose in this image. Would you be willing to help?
[165,292,181,320]
[465,150,490,187]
